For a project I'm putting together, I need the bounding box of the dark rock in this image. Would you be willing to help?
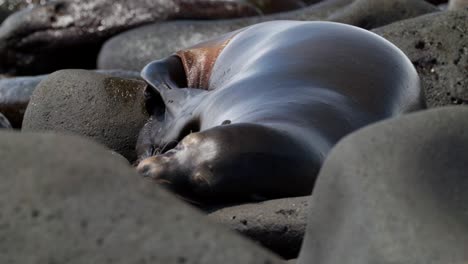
[373,10,468,108]
[0,130,283,264]
[0,0,53,23]
[209,197,309,259]
[0,0,308,75]
[327,0,436,28]
[22,70,147,162]
[0,112,12,128]
[298,106,468,264]
[98,0,436,71]
[424,0,448,4]
[0,70,140,128]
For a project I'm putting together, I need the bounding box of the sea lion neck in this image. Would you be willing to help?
[175,30,242,90]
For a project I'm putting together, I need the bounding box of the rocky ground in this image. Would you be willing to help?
[0,0,467,263]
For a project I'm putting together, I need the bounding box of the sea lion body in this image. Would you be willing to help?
[137,21,424,202]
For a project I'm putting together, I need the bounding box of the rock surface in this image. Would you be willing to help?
[22,70,148,161]
[98,0,436,71]
[0,0,308,75]
[0,131,283,264]
[449,0,468,9]
[0,112,12,128]
[0,0,53,22]
[373,10,468,108]
[0,70,140,128]
[209,197,309,259]
[298,106,468,264]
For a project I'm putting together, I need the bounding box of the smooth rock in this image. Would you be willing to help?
[0,112,12,128]
[0,0,52,22]
[449,0,468,9]
[373,10,468,107]
[0,70,140,128]
[327,0,437,28]
[98,0,436,71]
[0,131,283,264]
[22,70,147,161]
[209,197,309,259]
[298,106,468,264]
[0,0,308,75]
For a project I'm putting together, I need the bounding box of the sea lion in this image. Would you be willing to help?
[136,21,425,202]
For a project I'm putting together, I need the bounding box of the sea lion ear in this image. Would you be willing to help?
[141,56,187,117]
[141,55,188,92]
[141,56,206,118]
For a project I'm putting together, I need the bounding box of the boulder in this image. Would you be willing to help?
[298,106,468,264]
[0,70,140,128]
[0,130,283,264]
[98,0,436,71]
[0,0,308,75]
[373,10,468,108]
[209,196,309,259]
[22,70,147,162]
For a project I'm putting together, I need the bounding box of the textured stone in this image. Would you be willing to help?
[0,0,308,75]
[209,197,309,259]
[0,131,283,264]
[298,106,468,264]
[373,10,468,108]
[22,70,147,161]
[98,0,436,71]
[0,70,140,128]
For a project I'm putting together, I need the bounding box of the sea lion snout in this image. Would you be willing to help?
[136,156,172,182]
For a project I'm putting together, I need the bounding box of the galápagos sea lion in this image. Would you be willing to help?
[136,21,425,202]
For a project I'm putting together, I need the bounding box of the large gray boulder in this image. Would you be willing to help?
[0,0,308,75]
[0,70,140,128]
[209,196,309,259]
[0,131,284,264]
[0,0,52,23]
[22,70,147,161]
[298,106,468,264]
[373,10,468,108]
[97,0,437,71]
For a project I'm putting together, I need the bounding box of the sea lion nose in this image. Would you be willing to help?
[136,157,160,178]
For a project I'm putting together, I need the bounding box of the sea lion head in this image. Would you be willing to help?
[136,130,220,200]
